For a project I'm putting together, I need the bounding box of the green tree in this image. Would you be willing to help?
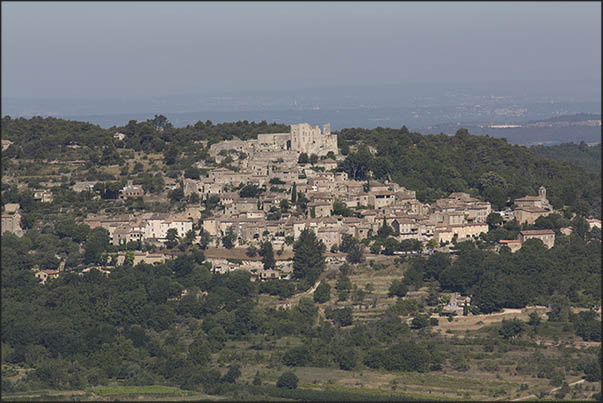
[313,282,331,303]
[252,371,262,386]
[282,346,310,367]
[188,337,211,366]
[291,182,297,203]
[346,241,365,264]
[388,279,408,298]
[164,145,179,165]
[411,314,430,329]
[499,318,525,339]
[298,153,309,164]
[261,241,275,270]
[276,371,298,389]
[239,184,262,198]
[183,229,197,246]
[222,226,236,249]
[332,199,352,217]
[198,230,211,250]
[184,166,201,179]
[292,229,325,289]
[222,364,241,383]
[84,227,110,264]
[486,212,503,229]
[166,228,179,249]
[168,187,185,203]
[246,246,258,257]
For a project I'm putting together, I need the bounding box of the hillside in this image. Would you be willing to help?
[337,126,601,216]
[1,116,601,401]
[530,142,601,174]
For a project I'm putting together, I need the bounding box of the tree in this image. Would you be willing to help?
[188,337,211,366]
[168,187,185,203]
[313,282,331,303]
[411,314,430,329]
[189,192,200,204]
[183,229,197,246]
[261,241,275,270]
[252,371,262,386]
[332,199,352,217]
[151,114,169,130]
[282,346,310,367]
[276,371,298,389]
[377,218,394,239]
[198,230,211,250]
[572,215,589,239]
[334,345,357,370]
[222,226,236,249]
[84,227,110,265]
[184,166,201,180]
[239,184,262,198]
[166,228,179,249]
[388,279,408,298]
[309,154,319,165]
[326,307,353,326]
[222,364,241,384]
[486,212,503,229]
[246,246,258,257]
[499,318,525,339]
[164,145,179,165]
[528,312,541,327]
[346,242,365,264]
[383,237,399,255]
[336,274,352,292]
[547,294,570,322]
[292,229,325,289]
[291,182,297,203]
[298,153,309,164]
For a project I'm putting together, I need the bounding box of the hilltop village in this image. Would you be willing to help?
[4,122,594,282]
[1,118,601,401]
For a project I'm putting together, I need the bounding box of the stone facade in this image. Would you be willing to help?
[209,122,338,159]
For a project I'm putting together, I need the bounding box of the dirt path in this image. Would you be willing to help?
[510,378,585,401]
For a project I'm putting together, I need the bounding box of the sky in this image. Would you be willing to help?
[2,1,601,99]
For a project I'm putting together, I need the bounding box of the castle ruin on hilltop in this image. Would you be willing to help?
[210,122,338,158]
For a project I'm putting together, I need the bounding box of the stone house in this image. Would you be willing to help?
[515,206,551,225]
[519,229,555,248]
[497,239,522,253]
[317,227,340,249]
[369,190,395,209]
[434,223,488,243]
[307,201,332,218]
[33,189,54,203]
[1,139,14,151]
[1,203,22,235]
[144,214,193,241]
[35,269,59,285]
[120,185,144,199]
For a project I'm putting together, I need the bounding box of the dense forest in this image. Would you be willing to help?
[530,142,601,174]
[337,127,601,216]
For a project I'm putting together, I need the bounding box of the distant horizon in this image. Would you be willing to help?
[2,2,600,99]
[3,77,601,101]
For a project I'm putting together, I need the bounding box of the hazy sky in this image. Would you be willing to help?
[2,2,601,99]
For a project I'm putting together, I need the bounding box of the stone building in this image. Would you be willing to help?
[519,229,555,249]
[1,203,23,236]
[209,122,338,159]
